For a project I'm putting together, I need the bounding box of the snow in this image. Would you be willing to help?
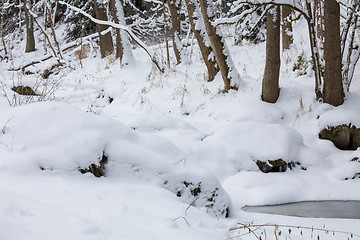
[1,11,360,240]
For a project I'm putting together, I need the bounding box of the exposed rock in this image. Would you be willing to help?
[163,179,231,218]
[345,157,360,180]
[319,124,360,150]
[256,159,305,173]
[11,86,38,96]
[42,63,63,79]
[79,153,108,177]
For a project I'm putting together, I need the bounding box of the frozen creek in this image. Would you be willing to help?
[243,200,360,219]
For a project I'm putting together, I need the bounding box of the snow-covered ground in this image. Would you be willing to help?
[1,19,360,240]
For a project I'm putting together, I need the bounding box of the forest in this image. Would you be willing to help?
[1,0,360,239]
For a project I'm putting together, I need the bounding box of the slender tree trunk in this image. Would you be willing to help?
[93,0,114,58]
[262,6,280,103]
[168,0,181,65]
[46,3,63,59]
[198,0,240,91]
[110,0,123,60]
[1,0,7,55]
[110,0,133,65]
[323,0,344,106]
[314,0,324,41]
[24,0,35,53]
[185,0,218,81]
[162,0,170,68]
[281,5,293,51]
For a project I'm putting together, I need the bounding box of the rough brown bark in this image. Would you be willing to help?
[198,0,232,91]
[109,0,124,60]
[185,0,218,82]
[323,0,344,106]
[93,0,114,58]
[24,0,35,53]
[281,5,293,50]
[262,6,280,103]
[168,0,181,65]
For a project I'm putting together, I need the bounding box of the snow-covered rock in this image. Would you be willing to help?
[0,102,231,217]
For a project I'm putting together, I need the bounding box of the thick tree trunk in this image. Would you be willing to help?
[198,0,239,91]
[168,0,181,65]
[24,0,35,53]
[262,6,280,103]
[93,0,114,58]
[185,0,218,82]
[323,0,344,106]
[281,5,293,51]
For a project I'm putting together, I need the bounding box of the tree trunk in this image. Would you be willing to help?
[109,0,123,60]
[315,0,324,41]
[1,0,7,55]
[281,5,293,51]
[262,6,280,103]
[168,0,181,65]
[323,0,344,106]
[162,0,170,68]
[110,0,133,65]
[93,0,114,58]
[198,0,240,91]
[185,0,218,82]
[24,0,35,53]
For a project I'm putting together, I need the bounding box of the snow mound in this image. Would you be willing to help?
[319,108,360,129]
[126,114,196,131]
[204,121,304,163]
[0,102,230,217]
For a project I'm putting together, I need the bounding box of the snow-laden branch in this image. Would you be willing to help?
[230,0,309,19]
[213,7,255,26]
[58,0,164,72]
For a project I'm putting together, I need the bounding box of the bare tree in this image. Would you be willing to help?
[323,0,344,106]
[24,0,35,53]
[168,0,182,65]
[1,0,8,55]
[185,0,219,81]
[93,0,114,58]
[262,6,280,103]
[110,0,133,65]
[198,0,241,91]
[281,5,293,51]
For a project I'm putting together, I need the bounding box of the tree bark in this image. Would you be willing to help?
[1,0,7,55]
[168,0,181,65]
[185,0,218,81]
[198,0,237,91]
[323,0,344,106]
[93,0,114,58]
[262,6,280,103]
[281,5,293,51]
[24,0,35,53]
[110,0,124,60]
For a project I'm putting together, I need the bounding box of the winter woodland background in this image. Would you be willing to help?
[1,0,360,239]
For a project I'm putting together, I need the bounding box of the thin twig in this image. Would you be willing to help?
[186,197,199,211]
[172,216,189,225]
